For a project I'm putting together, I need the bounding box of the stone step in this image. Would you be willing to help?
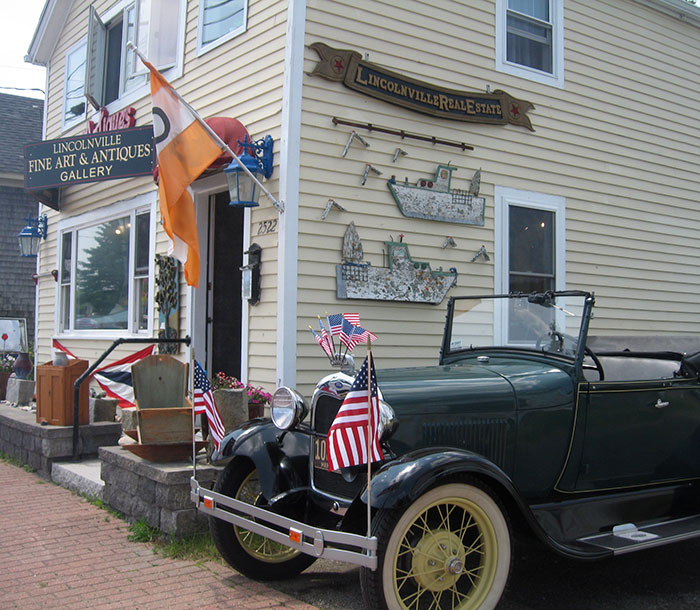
[51,459,104,501]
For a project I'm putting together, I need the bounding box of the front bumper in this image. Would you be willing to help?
[191,476,377,570]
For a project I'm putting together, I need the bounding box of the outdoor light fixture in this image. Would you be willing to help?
[17,214,47,257]
[224,135,274,208]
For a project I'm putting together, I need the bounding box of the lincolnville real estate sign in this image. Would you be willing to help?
[24,125,154,190]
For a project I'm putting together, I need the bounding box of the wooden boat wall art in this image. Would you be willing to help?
[387,164,485,225]
[336,222,458,305]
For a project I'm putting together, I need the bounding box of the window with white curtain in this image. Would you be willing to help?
[496,0,564,88]
[198,0,247,55]
[63,40,87,127]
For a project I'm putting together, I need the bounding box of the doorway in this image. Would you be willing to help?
[206,191,244,379]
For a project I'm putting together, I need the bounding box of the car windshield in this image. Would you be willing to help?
[446,291,592,358]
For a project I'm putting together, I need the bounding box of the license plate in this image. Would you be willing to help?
[313,437,329,471]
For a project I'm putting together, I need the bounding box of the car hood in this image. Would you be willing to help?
[376,357,574,414]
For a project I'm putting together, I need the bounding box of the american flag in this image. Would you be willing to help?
[349,326,377,349]
[319,318,334,354]
[311,327,333,358]
[339,317,356,349]
[344,313,361,326]
[327,355,384,471]
[193,361,225,451]
[327,313,343,336]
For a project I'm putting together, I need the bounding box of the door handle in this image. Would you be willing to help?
[654,399,670,409]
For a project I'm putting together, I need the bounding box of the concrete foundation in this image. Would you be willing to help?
[99,445,221,537]
[6,378,35,406]
[0,403,122,477]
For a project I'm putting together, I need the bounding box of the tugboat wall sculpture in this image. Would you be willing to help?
[336,223,457,305]
[388,164,485,225]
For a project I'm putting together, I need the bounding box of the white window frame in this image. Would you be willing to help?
[196,0,248,56]
[495,0,565,88]
[62,38,88,131]
[85,0,185,113]
[54,193,156,339]
[494,186,566,344]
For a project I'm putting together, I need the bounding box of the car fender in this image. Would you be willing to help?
[210,419,309,501]
[363,448,519,510]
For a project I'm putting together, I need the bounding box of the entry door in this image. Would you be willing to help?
[208,191,244,379]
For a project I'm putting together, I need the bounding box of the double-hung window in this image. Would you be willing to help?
[197,0,247,55]
[58,202,153,335]
[86,0,183,110]
[63,40,87,127]
[496,0,564,87]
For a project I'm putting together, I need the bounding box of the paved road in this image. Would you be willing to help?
[5,456,700,610]
[267,534,700,609]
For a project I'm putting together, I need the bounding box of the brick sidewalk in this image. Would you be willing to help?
[0,461,318,610]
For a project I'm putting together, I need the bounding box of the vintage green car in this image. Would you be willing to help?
[191,291,700,610]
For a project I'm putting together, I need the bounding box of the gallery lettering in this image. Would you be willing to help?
[24,126,155,190]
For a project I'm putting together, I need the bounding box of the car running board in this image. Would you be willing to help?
[578,514,700,554]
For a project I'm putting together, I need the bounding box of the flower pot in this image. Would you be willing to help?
[248,402,265,419]
[13,352,32,380]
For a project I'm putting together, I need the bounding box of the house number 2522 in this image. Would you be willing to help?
[256,219,278,235]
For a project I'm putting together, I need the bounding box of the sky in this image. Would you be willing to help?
[0,1,48,99]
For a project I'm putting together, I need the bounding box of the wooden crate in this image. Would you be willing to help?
[136,406,193,445]
[36,359,89,426]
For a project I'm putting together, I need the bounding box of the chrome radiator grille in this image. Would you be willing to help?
[311,393,365,499]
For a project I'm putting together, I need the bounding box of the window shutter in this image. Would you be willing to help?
[135,0,180,72]
[85,5,107,110]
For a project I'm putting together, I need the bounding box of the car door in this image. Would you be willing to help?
[575,376,700,491]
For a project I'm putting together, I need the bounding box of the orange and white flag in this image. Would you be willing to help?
[144,59,222,287]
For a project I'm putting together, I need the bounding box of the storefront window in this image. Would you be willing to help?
[59,208,151,334]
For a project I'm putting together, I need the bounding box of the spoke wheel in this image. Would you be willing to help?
[362,481,511,610]
[209,460,316,580]
[233,469,301,563]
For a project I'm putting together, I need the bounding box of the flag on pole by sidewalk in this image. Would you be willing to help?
[193,361,225,451]
[138,54,222,287]
[93,345,156,408]
[327,355,384,471]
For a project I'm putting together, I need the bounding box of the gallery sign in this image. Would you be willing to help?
[24,125,154,190]
[310,42,535,131]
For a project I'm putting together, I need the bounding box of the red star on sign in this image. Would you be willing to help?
[333,57,345,73]
[511,104,520,117]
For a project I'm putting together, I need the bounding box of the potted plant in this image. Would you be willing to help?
[211,372,273,420]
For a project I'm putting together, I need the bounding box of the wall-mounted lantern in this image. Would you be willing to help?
[17,214,47,257]
[225,135,274,208]
[241,243,262,305]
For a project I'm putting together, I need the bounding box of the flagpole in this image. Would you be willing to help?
[366,337,373,543]
[127,42,284,212]
[190,349,197,479]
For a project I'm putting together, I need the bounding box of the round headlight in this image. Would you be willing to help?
[270,387,307,430]
[378,400,397,441]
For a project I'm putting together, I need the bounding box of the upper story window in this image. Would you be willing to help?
[496,0,564,88]
[63,40,87,127]
[197,0,247,55]
[86,0,183,110]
